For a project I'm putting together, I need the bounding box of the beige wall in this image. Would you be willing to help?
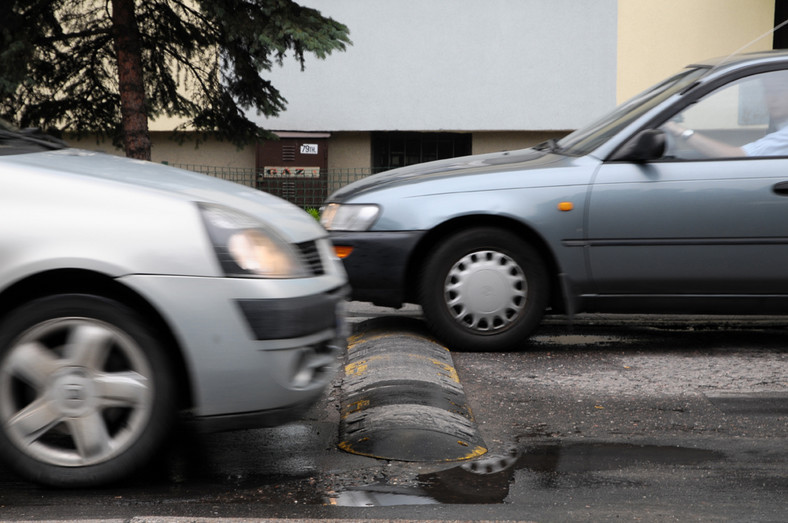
[326,131,574,171]
[67,130,576,172]
[69,131,367,172]
[66,132,256,169]
[326,132,372,171]
[471,131,570,155]
[327,131,574,171]
[65,134,125,156]
[616,0,775,103]
[149,132,256,168]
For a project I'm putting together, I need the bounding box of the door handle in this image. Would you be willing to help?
[773,181,788,195]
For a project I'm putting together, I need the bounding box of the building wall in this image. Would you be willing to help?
[616,0,775,102]
[147,133,256,168]
[67,132,256,168]
[326,132,372,171]
[66,135,124,157]
[471,131,568,155]
[67,1,778,174]
[255,0,619,132]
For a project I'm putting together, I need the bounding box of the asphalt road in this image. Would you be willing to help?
[0,305,786,522]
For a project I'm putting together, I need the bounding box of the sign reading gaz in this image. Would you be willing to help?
[263,166,320,178]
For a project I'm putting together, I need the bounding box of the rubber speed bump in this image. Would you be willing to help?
[339,317,487,462]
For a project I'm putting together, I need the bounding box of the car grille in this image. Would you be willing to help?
[296,240,325,276]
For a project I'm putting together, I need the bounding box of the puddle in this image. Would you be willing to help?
[530,334,629,346]
[330,487,439,507]
[329,442,724,506]
[517,442,724,473]
[328,449,516,507]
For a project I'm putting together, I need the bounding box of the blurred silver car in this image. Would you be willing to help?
[0,124,348,486]
[322,50,788,352]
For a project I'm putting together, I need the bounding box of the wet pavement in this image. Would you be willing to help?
[0,307,786,521]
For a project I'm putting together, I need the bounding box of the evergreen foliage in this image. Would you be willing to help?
[0,0,350,158]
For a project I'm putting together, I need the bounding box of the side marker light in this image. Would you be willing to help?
[334,246,354,259]
[558,201,574,212]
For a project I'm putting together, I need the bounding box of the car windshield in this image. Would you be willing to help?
[0,119,67,155]
[556,66,710,157]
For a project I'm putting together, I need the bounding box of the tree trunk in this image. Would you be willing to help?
[112,0,151,160]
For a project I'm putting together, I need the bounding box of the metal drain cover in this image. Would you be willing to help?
[339,317,487,462]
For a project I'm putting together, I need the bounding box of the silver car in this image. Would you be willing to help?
[0,124,348,486]
[322,50,788,352]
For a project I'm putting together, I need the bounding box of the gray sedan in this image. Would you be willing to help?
[322,50,788,352]
[0,125,348,486]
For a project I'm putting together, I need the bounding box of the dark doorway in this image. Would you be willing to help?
[371,132,472,173]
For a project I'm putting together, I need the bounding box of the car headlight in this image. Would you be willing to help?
[320,203,380,231]
[198,203,308,278]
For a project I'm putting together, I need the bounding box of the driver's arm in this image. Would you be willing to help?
[663,121,745,158]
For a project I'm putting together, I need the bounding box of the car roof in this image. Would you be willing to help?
[690,49,788,71]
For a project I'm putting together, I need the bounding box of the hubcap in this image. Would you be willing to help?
[0,318,153,467]
[50,367,97,418]
[444,250,527,333]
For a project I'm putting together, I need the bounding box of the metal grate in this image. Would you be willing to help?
[168,164,375,208]
[282,145,296,162]
[280,180,296,201]
[296,240,325,275]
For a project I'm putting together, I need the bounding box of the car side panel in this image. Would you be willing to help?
[415,186,591,287]
[588,158,788,294]
[354,161,598,296]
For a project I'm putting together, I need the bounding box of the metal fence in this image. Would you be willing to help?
[168,164,376,209]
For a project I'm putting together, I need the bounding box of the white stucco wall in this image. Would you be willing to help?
[251,0,619,132]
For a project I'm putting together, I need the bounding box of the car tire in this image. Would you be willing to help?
[0,294,176,487]
[419,228,548,352]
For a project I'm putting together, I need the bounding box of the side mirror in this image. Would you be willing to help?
[609,129,666,163]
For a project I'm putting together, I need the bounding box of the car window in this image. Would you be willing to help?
[558,67,708,157]
[659,70,788,160]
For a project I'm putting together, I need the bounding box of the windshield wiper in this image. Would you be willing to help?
[533,138,562,153]
[0,128,67,150]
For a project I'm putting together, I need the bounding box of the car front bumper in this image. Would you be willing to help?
[120,273,349,426]
[329,230,425,308]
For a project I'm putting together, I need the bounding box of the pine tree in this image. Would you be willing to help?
[0,0,350,160]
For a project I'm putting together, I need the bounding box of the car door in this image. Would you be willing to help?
[587,70,788,296]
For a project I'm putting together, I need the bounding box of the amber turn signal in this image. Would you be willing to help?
[334,246,354,259]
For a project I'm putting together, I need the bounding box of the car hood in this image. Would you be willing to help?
[2,148,324,242]
[329,147,566,201]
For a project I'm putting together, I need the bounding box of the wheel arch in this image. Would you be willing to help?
[0,269,193,410]
[403,215,566,312]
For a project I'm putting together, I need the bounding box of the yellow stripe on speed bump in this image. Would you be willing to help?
[338,317,487,462]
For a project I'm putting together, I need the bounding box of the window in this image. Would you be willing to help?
[659,70,788,160]
[371,132,472,172]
